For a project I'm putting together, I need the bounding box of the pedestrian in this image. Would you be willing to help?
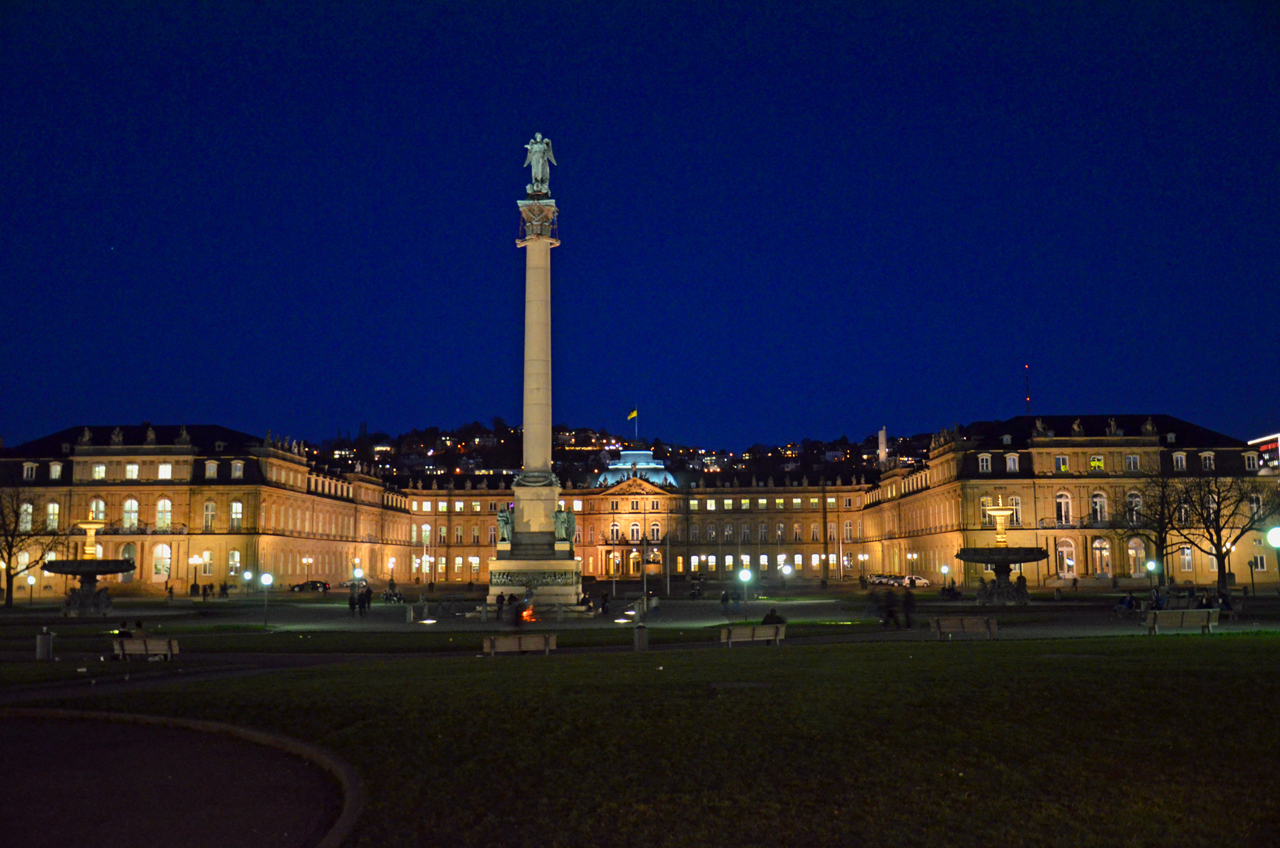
[202,583,210,601]
[362,586,373,615]
[117,621,133,638]
[720,591,730,615]
[388,576,397,595]
[496,592,506,621]
[349,590,358,618]
[600,591,610,615]
[1071,577,1079,592]
[134,619,148,638]
[166,585,174,602]
[902,588,916,628]
[762,608,786,625]
[881,588,901,629]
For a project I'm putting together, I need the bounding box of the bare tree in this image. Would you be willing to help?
[1120,474,1185,588]
[1172,475,1280,593]
[0,487,72,607]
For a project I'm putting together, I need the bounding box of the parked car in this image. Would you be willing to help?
[338,578,369,589]
[902,575,931,588]
[868,573,893,585]
[290,580,331,592]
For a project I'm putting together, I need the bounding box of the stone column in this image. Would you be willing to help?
[517,201,557,476]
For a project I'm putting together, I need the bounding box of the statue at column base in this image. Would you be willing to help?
[514,470,559,487]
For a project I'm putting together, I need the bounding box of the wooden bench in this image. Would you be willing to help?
[113,637,179,660]
[482,633,557,656]
[929,617,997,640]
[1145,609,1219,635]
[719,624,785,647]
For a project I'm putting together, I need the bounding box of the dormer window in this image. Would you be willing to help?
[158,463,172,480]
[22,463,36,481]
[49,462,62,480]
[231,460,244,479]
[1006,454,1019,472]
[978,454,992,473]
[205,460,218,478]
[92,463,106,480]
[1201,453,1215,471]
[125,463,139,480]
[1245,453,1260,471]
[1167,433,1176,444]
[1173,452,1186,472]
[1055,456,1069,473]
[1001,434,1012,446]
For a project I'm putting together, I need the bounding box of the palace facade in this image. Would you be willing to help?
[3,415,1276,599]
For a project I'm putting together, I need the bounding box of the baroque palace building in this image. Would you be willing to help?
[2,415,1276,599]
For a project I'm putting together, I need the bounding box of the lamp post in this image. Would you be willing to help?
[189,554,202,592]
[261,572,273,627]
[906,551,918,580]
[941,563,950,590]
[781,563,792,594]
[738,567,752,614]
[27,574,35,605]
[242,570,252,596]
[1145,560,1156,592]
[302,556,313,584]
[857,552,869,580]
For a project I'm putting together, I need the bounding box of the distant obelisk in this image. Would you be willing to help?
[489,133,579,609]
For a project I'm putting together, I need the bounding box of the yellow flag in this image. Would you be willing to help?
[627,408,638,420]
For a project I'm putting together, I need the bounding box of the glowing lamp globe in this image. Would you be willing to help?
[738,569,752,583]
[1268,527,1280,549]
[261,573,273,587]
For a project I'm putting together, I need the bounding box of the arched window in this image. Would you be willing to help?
[1126,538,1146,576]
[1055,493,1072,525]
[438,526,448,544]
[155,498,172,531]
[230,501,243,532]
[792,523,801,541]
[18,502,33,532]
[1092,538,1112,575]
[827,522,836,542]
[454,526,463,544]
[1056,539,1075,575]
[1126,493,1142,524]
[690,524,699,543]
[421,523,430,542]
[45,502,60,531]
[980,496,994,527]
[205,460,218,478]
[1009,496,1022,527]
[120,543,136,562]
[776,523,784,541]
[810,523,819,541]
[1090,493,1107,523]
[724,523,733,542]
[153,543,172,577]
[610,522,620,542]
[201,550,213,576]
[90,499,106,521]
[630,523,641,542]
[844,520,853,542]
[123,499,139,531]
[649,523,660,542]
[228,550,241,575]
[203,501,216,531]
[707,525,716,542]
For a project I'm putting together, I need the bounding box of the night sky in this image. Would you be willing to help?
[3,2,1277,451]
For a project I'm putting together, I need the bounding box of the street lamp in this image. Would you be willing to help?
[302,556,313,583]
[738,567,752,610]
[189,554,202,592]
[857,552,869,578]
[242,570,252,595]
[781,563,792,593]
[1145,560,1156,591]
[260,572,273,627]
[906,552,918,579]
[26,574,35,605]
[941,564,950,589]
[1268,527,1280,589]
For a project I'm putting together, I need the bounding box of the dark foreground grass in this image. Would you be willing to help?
[35,634,1280,848]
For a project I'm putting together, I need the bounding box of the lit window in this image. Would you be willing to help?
[126,463,139,479]
[156,498,172,531]
[1055,493,1071,525]
[1089,456,1104,471]
[46,502,60,531]
[438,501,446,512]
[978,454,992,473]
[690,500,699,510]
[228,550,241,575]
[1173,453,1186,471]
[574,500,583,511]
[775,499,784,509]
[158,463,172,480]
[123,500,139,530]
[49,462,62,480]
[19,503,33,531]
[22,464,35,481]
[724,499,733,511]
[980,497,994,527]
[1005,454,1019,472]
[412,501,418,512]
[1055,456,1069,472]
[454,501,464,513]
[472,501,481,513]
[204,502,216,531]
[1125,455,1139,472]
[153,543,172,577]
[231,461,244,479]
[202,551,213,576]
[706,500,715,511]
[90,499,106,521]
[809,498,819,509]
[1009,496,1022,526]
[759,498,767,509]
[1180,547,1193,571]
[230,501,243,532]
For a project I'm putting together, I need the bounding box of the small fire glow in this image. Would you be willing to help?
[521,605,535,622]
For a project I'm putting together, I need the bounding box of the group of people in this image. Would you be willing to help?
[348,585,375,617]
[866,587,916,629]
[189,581,230,600]
[115,620,146,640]
[494,591,531,623]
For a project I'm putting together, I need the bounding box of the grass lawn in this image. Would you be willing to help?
[32,634,1280,847]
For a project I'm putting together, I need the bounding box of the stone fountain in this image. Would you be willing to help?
[44,513,136,617]
[955,497,1046,605]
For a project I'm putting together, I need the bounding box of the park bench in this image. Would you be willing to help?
[719,624,785,647]
[482,633,557,656]
[113,637,179,660]
[1144,609,1219,635]
[929,617,997,640]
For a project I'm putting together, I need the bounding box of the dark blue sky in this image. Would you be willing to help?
[3,2,1277,450]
